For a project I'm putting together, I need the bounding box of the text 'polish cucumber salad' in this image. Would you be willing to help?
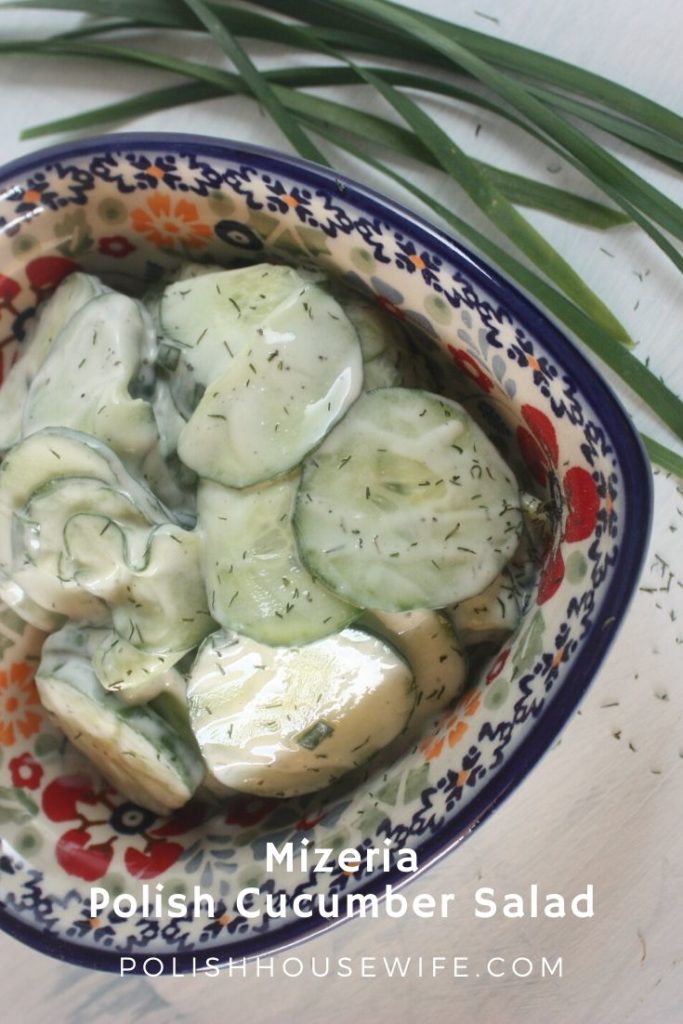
[0,261,534,812]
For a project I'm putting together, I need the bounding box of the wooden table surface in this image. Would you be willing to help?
[0,2,681,1021]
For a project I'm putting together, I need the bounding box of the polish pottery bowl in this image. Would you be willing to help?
[0,134,651,971]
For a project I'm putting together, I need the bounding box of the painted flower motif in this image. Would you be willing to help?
[516,404,600,605]
[485,647,511,685]
[109,801,157,836]
[214,218,263,250]
[0,661,42,746]
[393,237,441,284]
[130,193,212,250]
[0,273,21,315]
[447,344,494,393]
[56,893,119,946]
[8,178,54,214]
[130,157,183,192]
[420,689,481,762]
[9,751,43,790]
[375,293,406,320]
[41,774,194,882]
[198,899,233,940]
[261,178,317,225]
[413,751,481,831]
[26,255,79,303]
[97,235,136,259]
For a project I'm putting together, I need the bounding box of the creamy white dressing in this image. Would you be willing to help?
[0,272,106,451]
[23,292,159,462]
[187,629,414,797]
[0,262,530,809]
[177,280,363,487]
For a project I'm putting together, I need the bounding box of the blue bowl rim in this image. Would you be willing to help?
[0,132,653,973]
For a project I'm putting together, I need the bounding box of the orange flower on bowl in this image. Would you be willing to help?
[0,660,42,746]
[421,689,482,762]
[130,193,212,250]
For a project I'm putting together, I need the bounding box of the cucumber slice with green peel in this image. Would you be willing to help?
[159,263,311,367]
[0,428,170,526]
[0,272,107,452]
[62,513,214,655]
[0,429,172,621]
[36,623,203,814]
[187,627,415,797]
[0,573,64,631]
[23,292,159,463]
[295,388,523,612]
[331,285,440,393]
[361,608,467,725]
[19,476,155,579]
[197,474,358,646]
[148,260,227,311]
[157,264,315,420]
[148,375,188,453]
[178,281,363,487]
[141,445,197,526]
[332,288,400,363]
[363,352,404,391]
[92,631,190,705]
[449,566,524,648]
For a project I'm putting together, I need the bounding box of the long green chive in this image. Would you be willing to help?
[344,62,633,346]
[321,2,683,252]
[309,123,683,457]
[1,0,682,476]
[179,0,328,166]
[19,68,629,230]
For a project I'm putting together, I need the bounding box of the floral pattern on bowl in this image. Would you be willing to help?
[0,134,651,971]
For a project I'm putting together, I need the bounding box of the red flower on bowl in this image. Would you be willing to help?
[98,235,136,259]
[516,404,600,605]
[42,773,196,882]
[447,344,494,393]
[9,751,43,790]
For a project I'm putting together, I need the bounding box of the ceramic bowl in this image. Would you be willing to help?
[0,134,651,971]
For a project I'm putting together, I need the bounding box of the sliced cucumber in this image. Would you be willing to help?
[449,567,524,648]
[197,474,358,645]
[0,573,64,631]
[363,353,404,391]
[19,476,155,578]
[148,375,187,454]
[362,608,466,724]
[140,445,197,527]
[159,263,310,375]
[92,631,190,705]
[187,627,415,797]
[13,476,148,624]
[0,429,170,620]
[295,388,523,611]
[0,272,106,452]
[0,428,168,525]
[36,623,203,814]
[62,513,214,655]
[177,280,363,487]
[23,292,158,463]
[332,288,400,363]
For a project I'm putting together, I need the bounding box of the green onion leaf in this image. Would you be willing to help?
[345,62,633,345]
[309,122,683,448]
[178,0,328,166]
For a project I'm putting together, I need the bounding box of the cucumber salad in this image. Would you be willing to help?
[0,261,533,814]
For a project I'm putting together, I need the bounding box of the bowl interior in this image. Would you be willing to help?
[0,135,649,969]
